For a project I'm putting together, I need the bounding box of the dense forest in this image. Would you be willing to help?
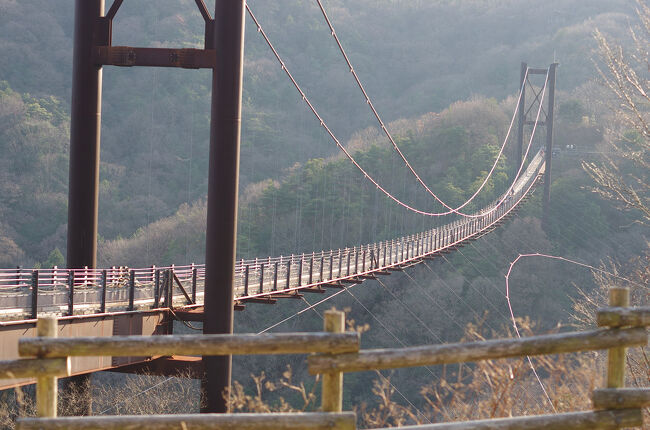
[0,0,648,424]
[0,0,640,265]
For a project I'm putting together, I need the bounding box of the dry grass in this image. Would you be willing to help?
[356,317,600,428]
[226,366,320,413]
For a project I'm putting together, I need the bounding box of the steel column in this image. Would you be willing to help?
[202,0,246,414]
[67,0,104,269]
[542,63,558,226]
[516,62,527,171]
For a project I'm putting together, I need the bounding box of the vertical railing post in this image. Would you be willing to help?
[150,265,156,285]
[153,269,161,309]
[159,270,168,308]
[67,271,74,316]
[36,317,58,417]
[31,270,39,320]
[127,269,135,311]
[259,263,265,294]
[166,269,173,309]
[286,258,291,290]
[244,265,250,296]
[308,256,314,285]
[318,254,325,282]
[298,255,304,286]
[100,269,107,314]
[273,261,279,291]
[329,253,334,280]
[346,251,351,276]
[16,266,23,288]
[148,265,155,290]
[607,287,629,388]
[337,249,342,277]
[192,265,198,304]
[322,309,344,412]
[354,249,359,274]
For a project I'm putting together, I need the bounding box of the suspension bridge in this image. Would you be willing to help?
[0,0,561,414]
[0,150,544,321]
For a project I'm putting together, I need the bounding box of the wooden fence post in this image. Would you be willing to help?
[36,317,58,417]
[607,287,629,388]
[322,309,345,412]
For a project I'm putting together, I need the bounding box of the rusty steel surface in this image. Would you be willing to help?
[202,0,246,413]
[516,62,527,170]
[0,310,169,390]
[93,46,217,69]
[542,63,558,224]
[67,0,104,270]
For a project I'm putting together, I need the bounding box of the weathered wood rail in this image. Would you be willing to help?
[1,287,647,429]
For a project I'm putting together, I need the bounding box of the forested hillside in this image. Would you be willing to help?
[0,0,640,266]
[1,0,648,424]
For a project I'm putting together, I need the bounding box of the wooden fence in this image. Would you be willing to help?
[2,287,648,429]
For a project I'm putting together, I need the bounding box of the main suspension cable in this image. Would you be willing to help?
[313,0,529,215]
[246,4,544,218]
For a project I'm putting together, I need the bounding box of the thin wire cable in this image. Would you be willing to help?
[422,259,508,326]
[245,4,544,218]
[145,70,158,262]
[98,374,175,415]
[440,251,508,309]
[301,292,433,422]
[374,278,444,342]
[100,288,357,414]
[400,271,470,332]
[257,287,351,334]
[504,253,645,413]
[313,0,529,215]
[342,288,436,423]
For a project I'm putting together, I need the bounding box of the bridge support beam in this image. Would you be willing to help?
[542,63,558,227]
[516,62,527,171]
[201,0,246,414]
[67,0,104,269]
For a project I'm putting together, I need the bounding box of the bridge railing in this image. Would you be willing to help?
[0,150,545,320]
[3,287,648,429]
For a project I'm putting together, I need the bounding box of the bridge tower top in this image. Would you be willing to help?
[516,62,558,227]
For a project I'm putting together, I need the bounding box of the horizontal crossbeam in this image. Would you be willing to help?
[528,68,549,74]
[93,46,216,69]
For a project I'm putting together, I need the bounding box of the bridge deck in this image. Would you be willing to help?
[0,152,544,388]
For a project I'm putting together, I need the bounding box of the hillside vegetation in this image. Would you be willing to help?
[0,0,641,265]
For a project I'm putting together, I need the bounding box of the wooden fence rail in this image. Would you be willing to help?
[597,306,650,327]
[308,327,646,374]
[372,409,642,430]
[19,332,360,358]
[1,286,648,430]
[16,412,357,430]
[592,388,650,410]
[0,358,69,379]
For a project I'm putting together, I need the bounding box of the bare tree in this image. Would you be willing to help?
[583,0,649,223]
